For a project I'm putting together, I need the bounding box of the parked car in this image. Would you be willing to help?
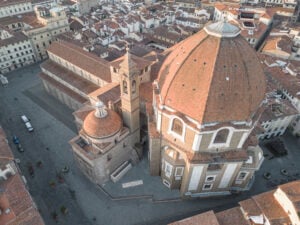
[21,115,30,123]
[25,122,34,132]
[17,144,24,152]
[13,135,19,144]
[21,115,34,132]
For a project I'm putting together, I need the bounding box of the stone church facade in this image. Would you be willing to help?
[40,40,153,184]
[40,21,267,197]
[69,51,151,184]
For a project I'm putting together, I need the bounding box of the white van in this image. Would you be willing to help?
[21,115,34,132]
[25,122,34,132]
[21,115,29,123]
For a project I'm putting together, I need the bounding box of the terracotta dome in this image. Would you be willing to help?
[157,21,266,124]
[82,108,122,139]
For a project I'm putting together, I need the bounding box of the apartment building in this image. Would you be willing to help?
[0,0,33,18]
[0,26,35,74]
[23,6,70,61]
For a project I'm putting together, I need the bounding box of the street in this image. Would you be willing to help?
[0,63,300,225]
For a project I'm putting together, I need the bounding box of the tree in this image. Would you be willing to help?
[49,180,56,188]
[60,206,68,215]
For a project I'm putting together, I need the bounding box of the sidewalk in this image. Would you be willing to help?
[100,156,182,202]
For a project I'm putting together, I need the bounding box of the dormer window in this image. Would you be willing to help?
[213,129,229,144]
[171,118,183,136]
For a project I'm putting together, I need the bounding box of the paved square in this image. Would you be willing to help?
[0,64,300,225]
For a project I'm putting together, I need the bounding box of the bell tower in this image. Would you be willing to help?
[119,48,140,143]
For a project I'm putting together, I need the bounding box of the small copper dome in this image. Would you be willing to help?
[82,108,122,139]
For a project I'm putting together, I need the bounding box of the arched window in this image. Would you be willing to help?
[123,80,128,94]
[213,129,229,144]
[132,80,136,94]
[171,118,183,135]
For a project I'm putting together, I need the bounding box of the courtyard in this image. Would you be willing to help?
[0,64,300,225]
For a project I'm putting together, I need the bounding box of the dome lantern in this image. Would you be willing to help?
[204,21,241,38]
[94,101,108,118]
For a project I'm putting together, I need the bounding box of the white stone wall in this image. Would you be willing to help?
[42,79,83,110]
[187,165,203,191]
[0,38,35,74]
[290,116,300,136]
[0,2,33,18]
[259,115,295,139]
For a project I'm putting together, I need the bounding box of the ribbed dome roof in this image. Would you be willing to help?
[157,21,266,124]
[82,109,122,139]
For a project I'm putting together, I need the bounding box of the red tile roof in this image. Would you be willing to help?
[0,174,44,225]
[170,180,300,225]
[0,195,16,225]
[253,190,291,224]
[0,31,29,46]
[214,3,239,15]
[278,180,300,211]
[82,109,122,139]
[239,198,262,217]
[215,207,250,225]
[6,12,42,29]
[88,82,120,105]
[73,104,94,124]
[47,41,112,83]
[158,26,266,124]
[264,66,300,96]
[41,60,100,95]
[111,53,152,71]
[140,82,153,103]
[170,210,220,225]
[0,129,43,225]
